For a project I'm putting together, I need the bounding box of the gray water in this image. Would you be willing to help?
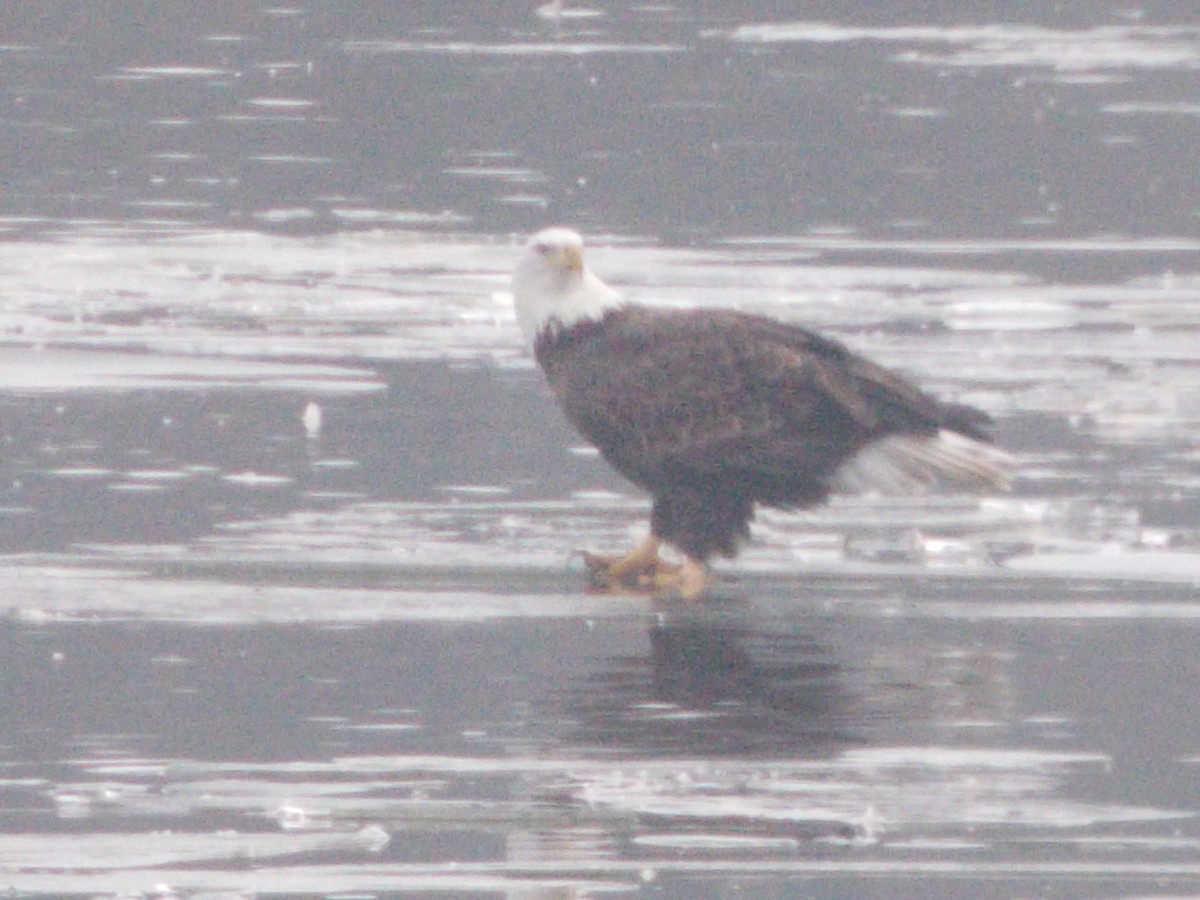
[1,4,1199,898]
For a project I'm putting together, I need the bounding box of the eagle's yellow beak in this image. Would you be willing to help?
[561,245,584,274]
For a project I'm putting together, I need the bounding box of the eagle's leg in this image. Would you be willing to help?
[581,534,679,593]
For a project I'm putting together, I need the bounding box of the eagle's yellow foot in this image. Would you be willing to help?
[648,556,714,603]
[580,536,713,602]
[580,535,673,593]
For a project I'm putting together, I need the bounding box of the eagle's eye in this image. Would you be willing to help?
[535,243,553,256]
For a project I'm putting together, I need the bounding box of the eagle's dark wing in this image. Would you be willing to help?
[542,305,988,506]
[730,310,996,441]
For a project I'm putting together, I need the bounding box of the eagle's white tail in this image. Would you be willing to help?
[834,429,1015,495]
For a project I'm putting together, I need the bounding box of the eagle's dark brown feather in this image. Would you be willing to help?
[536,303,999,560]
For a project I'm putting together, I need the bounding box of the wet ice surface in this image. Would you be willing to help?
[4,4,1200,899]
[1,229,1199,900]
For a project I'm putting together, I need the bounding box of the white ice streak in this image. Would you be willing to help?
[720,23,1200,73]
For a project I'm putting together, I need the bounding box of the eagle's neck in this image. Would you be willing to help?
[513,264,622,351]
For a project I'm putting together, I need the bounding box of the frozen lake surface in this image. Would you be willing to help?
[1,4,1199,898]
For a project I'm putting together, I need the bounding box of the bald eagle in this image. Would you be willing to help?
[512,227,1013,600]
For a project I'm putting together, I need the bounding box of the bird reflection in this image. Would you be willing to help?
[561,609,859,758]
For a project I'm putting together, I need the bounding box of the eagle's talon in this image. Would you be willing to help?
[579,547,670,593]
[578,539,710,601]
[648,556,714,603]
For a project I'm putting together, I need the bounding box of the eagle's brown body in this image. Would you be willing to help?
[535,303,996,561]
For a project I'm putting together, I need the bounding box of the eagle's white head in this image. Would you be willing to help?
[511,227,622,347]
